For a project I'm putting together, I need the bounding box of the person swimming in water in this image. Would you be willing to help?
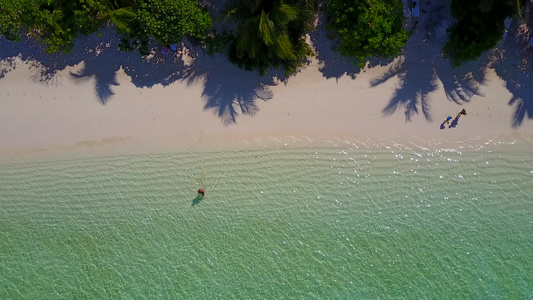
[197,189,205,197]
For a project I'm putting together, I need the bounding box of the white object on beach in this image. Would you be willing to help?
[412,0,420,17]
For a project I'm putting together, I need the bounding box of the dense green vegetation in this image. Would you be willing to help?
[223,0,318,75]
[0,0,29,41]
[119,0,212,54]
[0,0,107,52]
[324,0,409,68]
[0,0,212,54]
[9,0,520,73]
[0,0,414,74]
[443,0,525,66]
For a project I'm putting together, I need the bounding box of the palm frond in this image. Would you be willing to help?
[258,10,275,45]
[237,20,261,58]
[109,7,136,31]
[277,4,299,22]
[274,33,296,60]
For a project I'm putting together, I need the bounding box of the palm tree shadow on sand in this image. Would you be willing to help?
[0,26,126,104]
[370,3,485,122]
[69,27,193,105]
[487,14,533,128]
[68,28,281,124]
[0,25,281,124]
[69,52,120,105]
[0,34,85,85]
[308,10,361,80]
[308,10,393,81]
[183,0,281,124]
[179,53,279,125]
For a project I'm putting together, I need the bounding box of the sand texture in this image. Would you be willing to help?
[1,0,533,157]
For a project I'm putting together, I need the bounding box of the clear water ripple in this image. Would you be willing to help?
[1,138,532,298]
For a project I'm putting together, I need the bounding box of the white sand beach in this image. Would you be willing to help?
[1,1,533,158]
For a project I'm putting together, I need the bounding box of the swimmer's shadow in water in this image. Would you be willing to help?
[192,195,204,206]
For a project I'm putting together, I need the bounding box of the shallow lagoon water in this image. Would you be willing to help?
[1,137,532,298]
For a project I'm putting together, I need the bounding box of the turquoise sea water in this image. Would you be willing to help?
[1,137,532,299]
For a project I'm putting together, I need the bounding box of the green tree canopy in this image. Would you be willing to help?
[120,0,212,54]
[224,0,317,75]
[1,0,107,53]
[1,0,212,55]
[0,0,31,41]
[443,0,525,66]
[324,0,409,67]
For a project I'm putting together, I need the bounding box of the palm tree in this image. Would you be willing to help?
[479,0,524,17]
[108,7,136,32]
[224,0,317,75]
[102,0,138,32]
[444,0,526,66]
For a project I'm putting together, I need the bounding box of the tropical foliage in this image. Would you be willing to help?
[0,0,212,54]
[443,0,526,66]
[223,0,318,75]
[120,0,212,54]
[0,0,33,41]
[1,0,107,53]
[324,0,409,68]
